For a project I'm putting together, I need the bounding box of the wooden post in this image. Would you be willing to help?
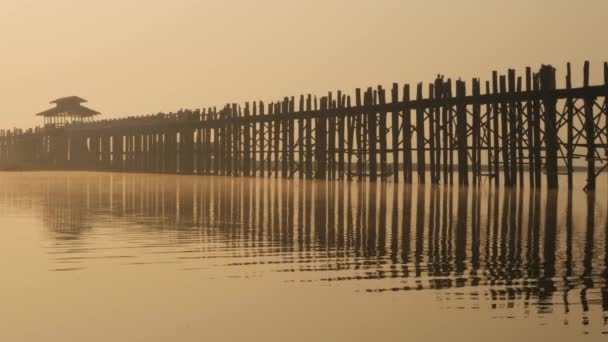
[316,97,328,180]
[583,61,596,191]
[367,88,378,182]
[298,95,305,179]
[355,89,364,180]
[499,75,511,186]
[328,92,336,180]
[337,92,346,180]
[446,80,454,185]
[259,102,266,177]
[251,103,257,177]
[485,81,493,183]
[305,95,313,179]
[508,70,518,186]
[566,63,574,189]
[540,65,559,189]
[491,72,500,187]
[391,83,400,182]
[441,80,450,184]
[456,80,468,186]
[428,84,436,184]
[532,74,542,187]
[525,68,535,187]
[434,77,443,184]
[415,83,426,183]
[243,102,251,177]
[346,95,354,180]
[472,78,481,186]
[516,77,525,187]
[377,86,387,180]
[403,84,412,184]
[281,98,289,178]
[274,102,280,178]
[289,97,295,178]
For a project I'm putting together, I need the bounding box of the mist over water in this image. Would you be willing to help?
[0,171,607,341]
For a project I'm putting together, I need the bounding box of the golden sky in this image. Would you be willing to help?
[1,0,607,128]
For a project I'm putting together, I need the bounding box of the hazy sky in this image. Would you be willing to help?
[1,0,607,128]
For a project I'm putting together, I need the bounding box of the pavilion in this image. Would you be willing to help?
[36,96,100,128]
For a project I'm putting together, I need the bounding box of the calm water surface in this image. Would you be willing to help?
[0,172,607,341]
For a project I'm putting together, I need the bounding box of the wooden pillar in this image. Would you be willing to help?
[499,75,511,186]
[472,79,481,186]
[403,84,412,184]
[259,102,266,177]
[305,96,313,179]
[525,68,535,187]
[433,77,443,184]
[566,63,574,189]
[428,84,436,184]
[251,104,257,177]
[508,70,518,186]
[456,80,468,186]
[274,102,280,178]
[281,98,289,178]
[289,97,296,179]
[243,102,251,177]
[180,127,194,174]
[540,65,559,189]
[346,95,354,180]
[583,61,596,191]
[298,95,305,179]
[377,86,387,181]
[415,83,426,183]
[516,77,524,187]
[391,83,400,182]
[491,72,501,186]
[532,74,542,187]
[113,133,123,172]
[355,89,364,180]
[446,80,454,185]
[266,103,273,176]
[316,97,328,180]
[328,92,336,180]
[337,92,345,180]
[367,88,378,182]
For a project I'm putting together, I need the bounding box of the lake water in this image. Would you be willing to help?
[0,172,607,341]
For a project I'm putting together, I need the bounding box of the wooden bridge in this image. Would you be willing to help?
[1,62,607,190]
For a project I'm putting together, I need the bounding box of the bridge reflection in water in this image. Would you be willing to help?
[0,172,606,330]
